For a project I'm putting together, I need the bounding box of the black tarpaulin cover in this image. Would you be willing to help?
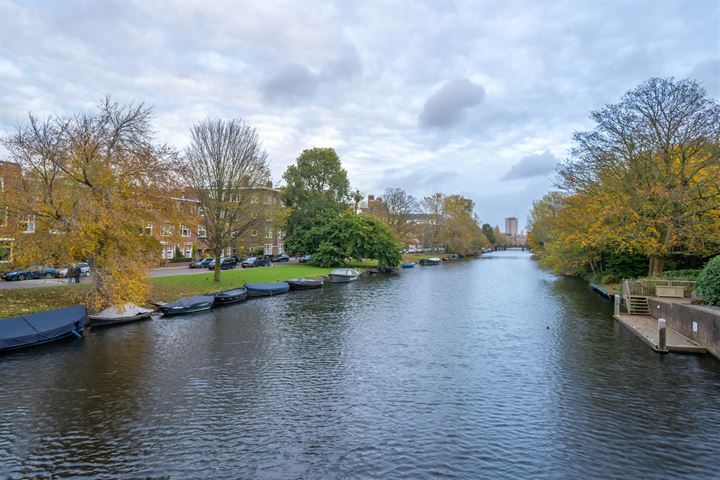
[0,305,87,350]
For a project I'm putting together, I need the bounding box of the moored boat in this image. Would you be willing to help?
[328,268,360,283]
[287,278,324,291]
[159,295,215,315]
[245,282,290,297]
[401,262,416,268]
[214,287,248,306]
[419,258,442,266]
[0,305,87,352]
[88,303,153,327]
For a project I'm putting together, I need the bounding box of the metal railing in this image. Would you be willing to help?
[622,278,696,298]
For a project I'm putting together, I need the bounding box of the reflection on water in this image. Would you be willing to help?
[1,251,719,479]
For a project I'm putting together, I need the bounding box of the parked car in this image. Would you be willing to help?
[2,264,58,281]
[242,256,272,268]
[207,257,237,270]
[190,258,212,269]
[271,253,290,263]
[298,255,312,263]
[57,262,91,278]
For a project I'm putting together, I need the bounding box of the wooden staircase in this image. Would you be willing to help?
[627,295,650,315]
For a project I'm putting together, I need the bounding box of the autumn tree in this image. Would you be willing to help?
[421,193,445,250]
[558,77,720,275]
[440,195,487,253]
[2,98,180,309]
[182,118,271,282]
[369,187,420,244]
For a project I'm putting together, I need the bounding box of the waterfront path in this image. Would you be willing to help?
[614,313,707,353]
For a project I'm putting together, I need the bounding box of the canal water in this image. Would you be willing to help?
[1,251,719,479]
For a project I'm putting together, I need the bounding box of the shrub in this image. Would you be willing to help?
[697,256,720,306]
[661,268,703,280]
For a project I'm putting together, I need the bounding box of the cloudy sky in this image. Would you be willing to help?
[1,1,718,229]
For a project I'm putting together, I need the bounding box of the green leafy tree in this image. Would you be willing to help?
[282,147,350,254]
[697,255,720,306]
[482,224,496,244]
[304,212,402,268]
[283,147,350,207]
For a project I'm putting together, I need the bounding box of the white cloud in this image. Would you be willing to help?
[0,0,718,227]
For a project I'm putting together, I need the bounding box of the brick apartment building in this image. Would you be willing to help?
[0,161,284,265]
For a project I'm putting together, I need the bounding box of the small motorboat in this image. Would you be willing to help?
[328,268,360,283]
[245,282,290,297]
[401,262,416,268]
[419,258,442,266]
[159,295,215,315]
[447,254,459,260]
[89,303,153,327]
[214,287,248,306]
[287,278,324,291]
[0,305,87,352]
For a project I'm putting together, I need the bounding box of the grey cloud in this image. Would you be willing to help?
[260,63,319,102]
[688,57,720,97]
[322,46,362,81]
[419,78,485,128]
[501,151,558,181]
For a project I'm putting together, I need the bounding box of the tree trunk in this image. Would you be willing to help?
[649,256,665,277]
[213,247,222,282]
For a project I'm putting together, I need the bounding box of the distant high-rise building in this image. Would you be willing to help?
[505,217,518,238]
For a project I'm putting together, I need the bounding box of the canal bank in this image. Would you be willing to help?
[2,251,718,479]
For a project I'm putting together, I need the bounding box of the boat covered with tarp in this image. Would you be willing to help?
[0,305,87,352]
[287,278,324,291]
[159,295,215,315]
[214,287,248,306]
[245,282,290,297]
[419,258,442,266]
[401,262,416,268]
[328,268,360,283]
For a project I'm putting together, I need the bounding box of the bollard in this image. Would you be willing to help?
[614,295,621,316]
[658,318,667,352]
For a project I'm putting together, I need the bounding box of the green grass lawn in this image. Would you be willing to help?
[148,264,332,301]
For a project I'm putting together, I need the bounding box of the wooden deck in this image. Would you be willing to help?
[614,314,707,354]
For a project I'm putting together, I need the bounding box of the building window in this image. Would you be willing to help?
[180,225,191,237]
[198,225,207,238]
[166,245,174,259]
[251,229,257,237]
[184,244,192,258]
[250,195,258,204]
[266,228,272,239]
[0,177,4,192]
[20,214,35,233]
[199,206,205,216]
[145,224,153,236]
[161,224,173,236]
[0,240,11,263]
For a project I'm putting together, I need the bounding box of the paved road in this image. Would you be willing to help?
[0,262,296,289]
[0,277,88,290]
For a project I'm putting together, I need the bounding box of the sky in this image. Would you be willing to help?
[1,1,718,229]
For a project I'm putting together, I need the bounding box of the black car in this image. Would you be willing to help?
[2,264,58,281]
[241,256,272,268]
[208,258,237,270]
[190,258,212,269]
[271,253,290,263]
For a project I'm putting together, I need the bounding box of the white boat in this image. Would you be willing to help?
[328,268,360,283]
